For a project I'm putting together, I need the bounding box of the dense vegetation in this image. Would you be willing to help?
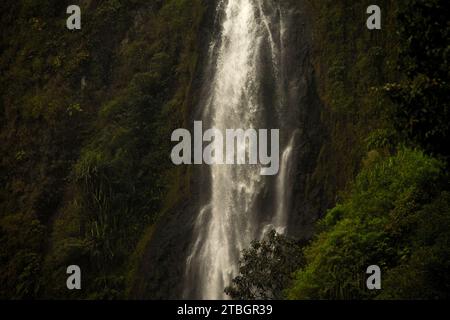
[287,0,449,300]
[0,0,206,299]
[229,0,450,300]
[1,0,448,300]
[287,148,449,299]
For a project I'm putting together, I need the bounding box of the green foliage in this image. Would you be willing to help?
[286,149,449,299]
[307,0,401,208]
[225,230,305,300]
[379,191,450,299]
[384,0,450,160]
[286,0,450,301]
[1,0,205,299]
[2,0,448,301]
[72,75,170,268]
[0,213,45,299]
[42,0,206,299]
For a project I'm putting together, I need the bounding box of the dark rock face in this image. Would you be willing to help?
[130,0,219,300]
[134,0,329,299]
[280,3,329,240]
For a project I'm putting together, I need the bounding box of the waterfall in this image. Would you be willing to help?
[272,134,297,234]
[184,0,295,299]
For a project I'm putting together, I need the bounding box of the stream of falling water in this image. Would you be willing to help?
[184,0,295,299]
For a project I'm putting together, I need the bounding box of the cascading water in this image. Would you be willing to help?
[184,0,296,299]
[272,133,297,234]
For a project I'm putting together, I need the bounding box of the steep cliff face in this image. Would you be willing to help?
[133,0,328,299]
[0,0,209,299]
[278,0,329,240]
[101,0,448,301]
[0,0,414,300]
[289,0,402,238]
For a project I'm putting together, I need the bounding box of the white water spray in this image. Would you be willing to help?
[184,0,295,299]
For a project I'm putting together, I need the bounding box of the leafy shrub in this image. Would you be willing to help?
[225,230,305,300]
[286,149,448,299]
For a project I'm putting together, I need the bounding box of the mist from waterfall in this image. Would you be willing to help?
[184,0,296,299]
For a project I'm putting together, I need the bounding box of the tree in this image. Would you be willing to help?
[225,230,305,300]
